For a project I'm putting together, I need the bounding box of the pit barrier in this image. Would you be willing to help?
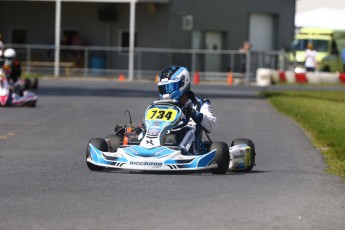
[256,68,345,86]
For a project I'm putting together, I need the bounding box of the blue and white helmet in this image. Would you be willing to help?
[157,66,191,100]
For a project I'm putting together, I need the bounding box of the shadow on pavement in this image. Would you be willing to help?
[93,168,268,176]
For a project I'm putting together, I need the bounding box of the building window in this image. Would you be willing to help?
[119,30,138,53]
[11,28,27,44]
[62,29,80,45]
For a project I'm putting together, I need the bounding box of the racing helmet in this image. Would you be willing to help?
[4,48,16,59]
[157,65,191,100]
[4,48,16,66]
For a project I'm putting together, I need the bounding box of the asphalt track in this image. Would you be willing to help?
[1,79,345,230]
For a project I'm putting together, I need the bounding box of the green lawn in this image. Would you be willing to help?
[262,91,345,180]
[22,73,43,79]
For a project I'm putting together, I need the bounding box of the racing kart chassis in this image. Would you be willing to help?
[86,100,256,174]
[0,70,37,107]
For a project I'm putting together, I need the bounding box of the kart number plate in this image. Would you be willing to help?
[146,108,177,121]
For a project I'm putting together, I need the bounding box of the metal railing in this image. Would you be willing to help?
[7,44,288,83]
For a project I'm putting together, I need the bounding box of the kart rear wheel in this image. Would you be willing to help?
[231,138,256,172]
[210,142,230,174]
[32,78,39,89]
[106,134,122,152]
[23,79,31,91]
[86,138,107,171]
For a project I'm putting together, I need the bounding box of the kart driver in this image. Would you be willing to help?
[2,48,22,84]
[157,65,217,153]
[1,48,24,95]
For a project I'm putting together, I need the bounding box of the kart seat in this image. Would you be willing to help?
[164,133,177,146]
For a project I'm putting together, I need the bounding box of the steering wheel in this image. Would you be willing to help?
[174,115,190,130]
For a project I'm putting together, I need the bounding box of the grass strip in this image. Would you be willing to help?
[22,73,43,79]
[261,91,345,180]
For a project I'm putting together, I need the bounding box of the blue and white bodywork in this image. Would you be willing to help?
[86,100,256,173]
[86,101,218,171]
[87,144,217,171]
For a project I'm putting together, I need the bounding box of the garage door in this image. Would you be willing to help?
[249,13,274,51]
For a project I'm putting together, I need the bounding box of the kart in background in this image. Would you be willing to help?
[86,100,256,174]
[0,69,37,107]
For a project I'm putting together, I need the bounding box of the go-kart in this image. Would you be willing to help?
[86,100,256,174]
[0,70,37,107]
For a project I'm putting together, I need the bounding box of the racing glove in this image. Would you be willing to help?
[182,104,203,124]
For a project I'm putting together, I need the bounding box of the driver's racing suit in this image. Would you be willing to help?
[3,59,22,84]
[172,94,217,152]
[2,59,23,95]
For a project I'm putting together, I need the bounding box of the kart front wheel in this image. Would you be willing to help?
[28,101,37,107]
[210,142,230,174]
[86,138,107,171]
[106,134,122,152]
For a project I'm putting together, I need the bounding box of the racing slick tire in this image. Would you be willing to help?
[28,101,37,107]
[4,90,13,106]
[210,142,230,174]
[32,78,39,89]
[231,138,256,172]
[24,79,30,91]
[106,134,122,152]
[86,138,107,171]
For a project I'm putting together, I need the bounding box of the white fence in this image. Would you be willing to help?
[8,44,288,83]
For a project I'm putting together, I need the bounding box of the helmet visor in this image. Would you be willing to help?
[158,81,183,95]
